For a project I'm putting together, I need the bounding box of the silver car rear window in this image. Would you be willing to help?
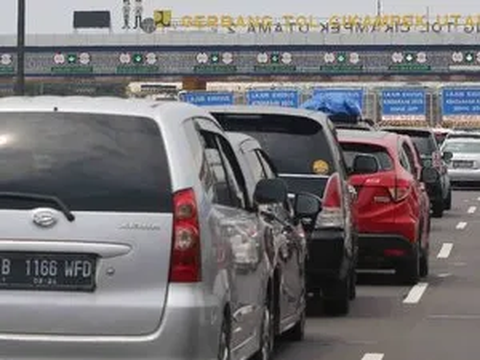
[0,112,172,212]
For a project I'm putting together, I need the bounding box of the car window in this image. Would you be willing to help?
[398,147,412,173]
[256,150,277,179]
[216,135,250,209]
[383,129,437,155]
[409,135,437,155]
[0,112,172,213]
[340,142,394,172]
[212,113,335,176]
[443,141,480,154]
[402,142,418,177]
[212,113,334,198]
[199,130,235,207]
[243,149,266,184]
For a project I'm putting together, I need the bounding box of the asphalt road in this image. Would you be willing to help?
[275,189,480,360]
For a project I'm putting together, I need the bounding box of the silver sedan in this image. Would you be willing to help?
[442,138,480,183]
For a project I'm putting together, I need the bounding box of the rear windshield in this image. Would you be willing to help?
[212,113,334,197]
[0,112,172,212]
[434,133,448,146]
[212,113,335,175]
[340,142,393,172]
[443,141,480,154]
[384,129,436,155]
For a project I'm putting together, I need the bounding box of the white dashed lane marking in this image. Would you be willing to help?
[361,354,384,360]
[437,273,452,278]
[403,282,428,304]
[437,243,453,258]
[468,206,477,214]
[456,221,468,230]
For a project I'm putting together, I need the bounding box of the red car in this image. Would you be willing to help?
[337,129,437,285]
[401,134,432,243]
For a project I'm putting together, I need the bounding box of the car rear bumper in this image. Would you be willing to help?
[448,168,480,182]
[305,228,351,291]
[357,233,416,269]
[0,284,222,360]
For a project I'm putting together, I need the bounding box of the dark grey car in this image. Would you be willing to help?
[208,106,358,316]
[381,127,452,217]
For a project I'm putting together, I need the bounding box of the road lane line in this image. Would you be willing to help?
[437,273,452,278]
[429,315,480,320]
[477,196,480,201]
[456,221,467,230]
[403,282,428,304]
[361,354,384,360]
[437,243,453,258]
[468,206,477,214]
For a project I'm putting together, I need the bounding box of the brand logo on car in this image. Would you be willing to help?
[32,209,59,228]
[119,223,161,231]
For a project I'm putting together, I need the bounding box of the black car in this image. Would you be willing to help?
[381,127,452,217]
[208,105,358,316]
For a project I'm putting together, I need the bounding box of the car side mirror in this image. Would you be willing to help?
[421,167,440,184]
[253,178,288,205]
[352,154,379,174]
[442,151,453,162]
[293,192,322,220]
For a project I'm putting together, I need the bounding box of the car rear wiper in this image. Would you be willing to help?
[0,192,75,222]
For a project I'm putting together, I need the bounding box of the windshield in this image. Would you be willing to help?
[0,112,172,212]
[435,133,448,146]
[409,135,436,155]
[212,113,335,197]
[383,129,436,155]
[443,141,480,154]
[340,142,394,172]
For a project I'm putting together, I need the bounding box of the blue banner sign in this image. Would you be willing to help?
[381,89,426,119]
[442,88,480,117]
[246,89,299,108]
[182,91,234,106]
[313,88,364,110]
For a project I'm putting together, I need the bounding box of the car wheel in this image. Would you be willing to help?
[323,276,350,316]
[432,200,444,218]
[420,247,429,278]
[306,291,322,317]
[253,296,275,360]
[218,317,231,360]
[284,304,305,341]
[349,269,357,300]
[444,189,452,210]
[397,244,420,285]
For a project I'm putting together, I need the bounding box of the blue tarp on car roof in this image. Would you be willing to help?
[300,93,362,123]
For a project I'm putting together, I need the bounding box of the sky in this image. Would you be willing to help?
[0,0,479,34]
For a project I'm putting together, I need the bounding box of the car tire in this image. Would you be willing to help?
[284,304,305,341]
[323,276,350,316]
[432,200,444,218]
[218,315,231,360]
[306,292,322,317]
[397,244,420,285]
[420,247,429,278]
[349,269,357,300]
[444,189,452,210]
[253,295,275,360]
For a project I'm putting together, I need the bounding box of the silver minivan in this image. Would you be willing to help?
[0,97,320,360]
[227,132,321,343]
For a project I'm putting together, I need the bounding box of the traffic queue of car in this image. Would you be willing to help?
[0,96,454,360]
